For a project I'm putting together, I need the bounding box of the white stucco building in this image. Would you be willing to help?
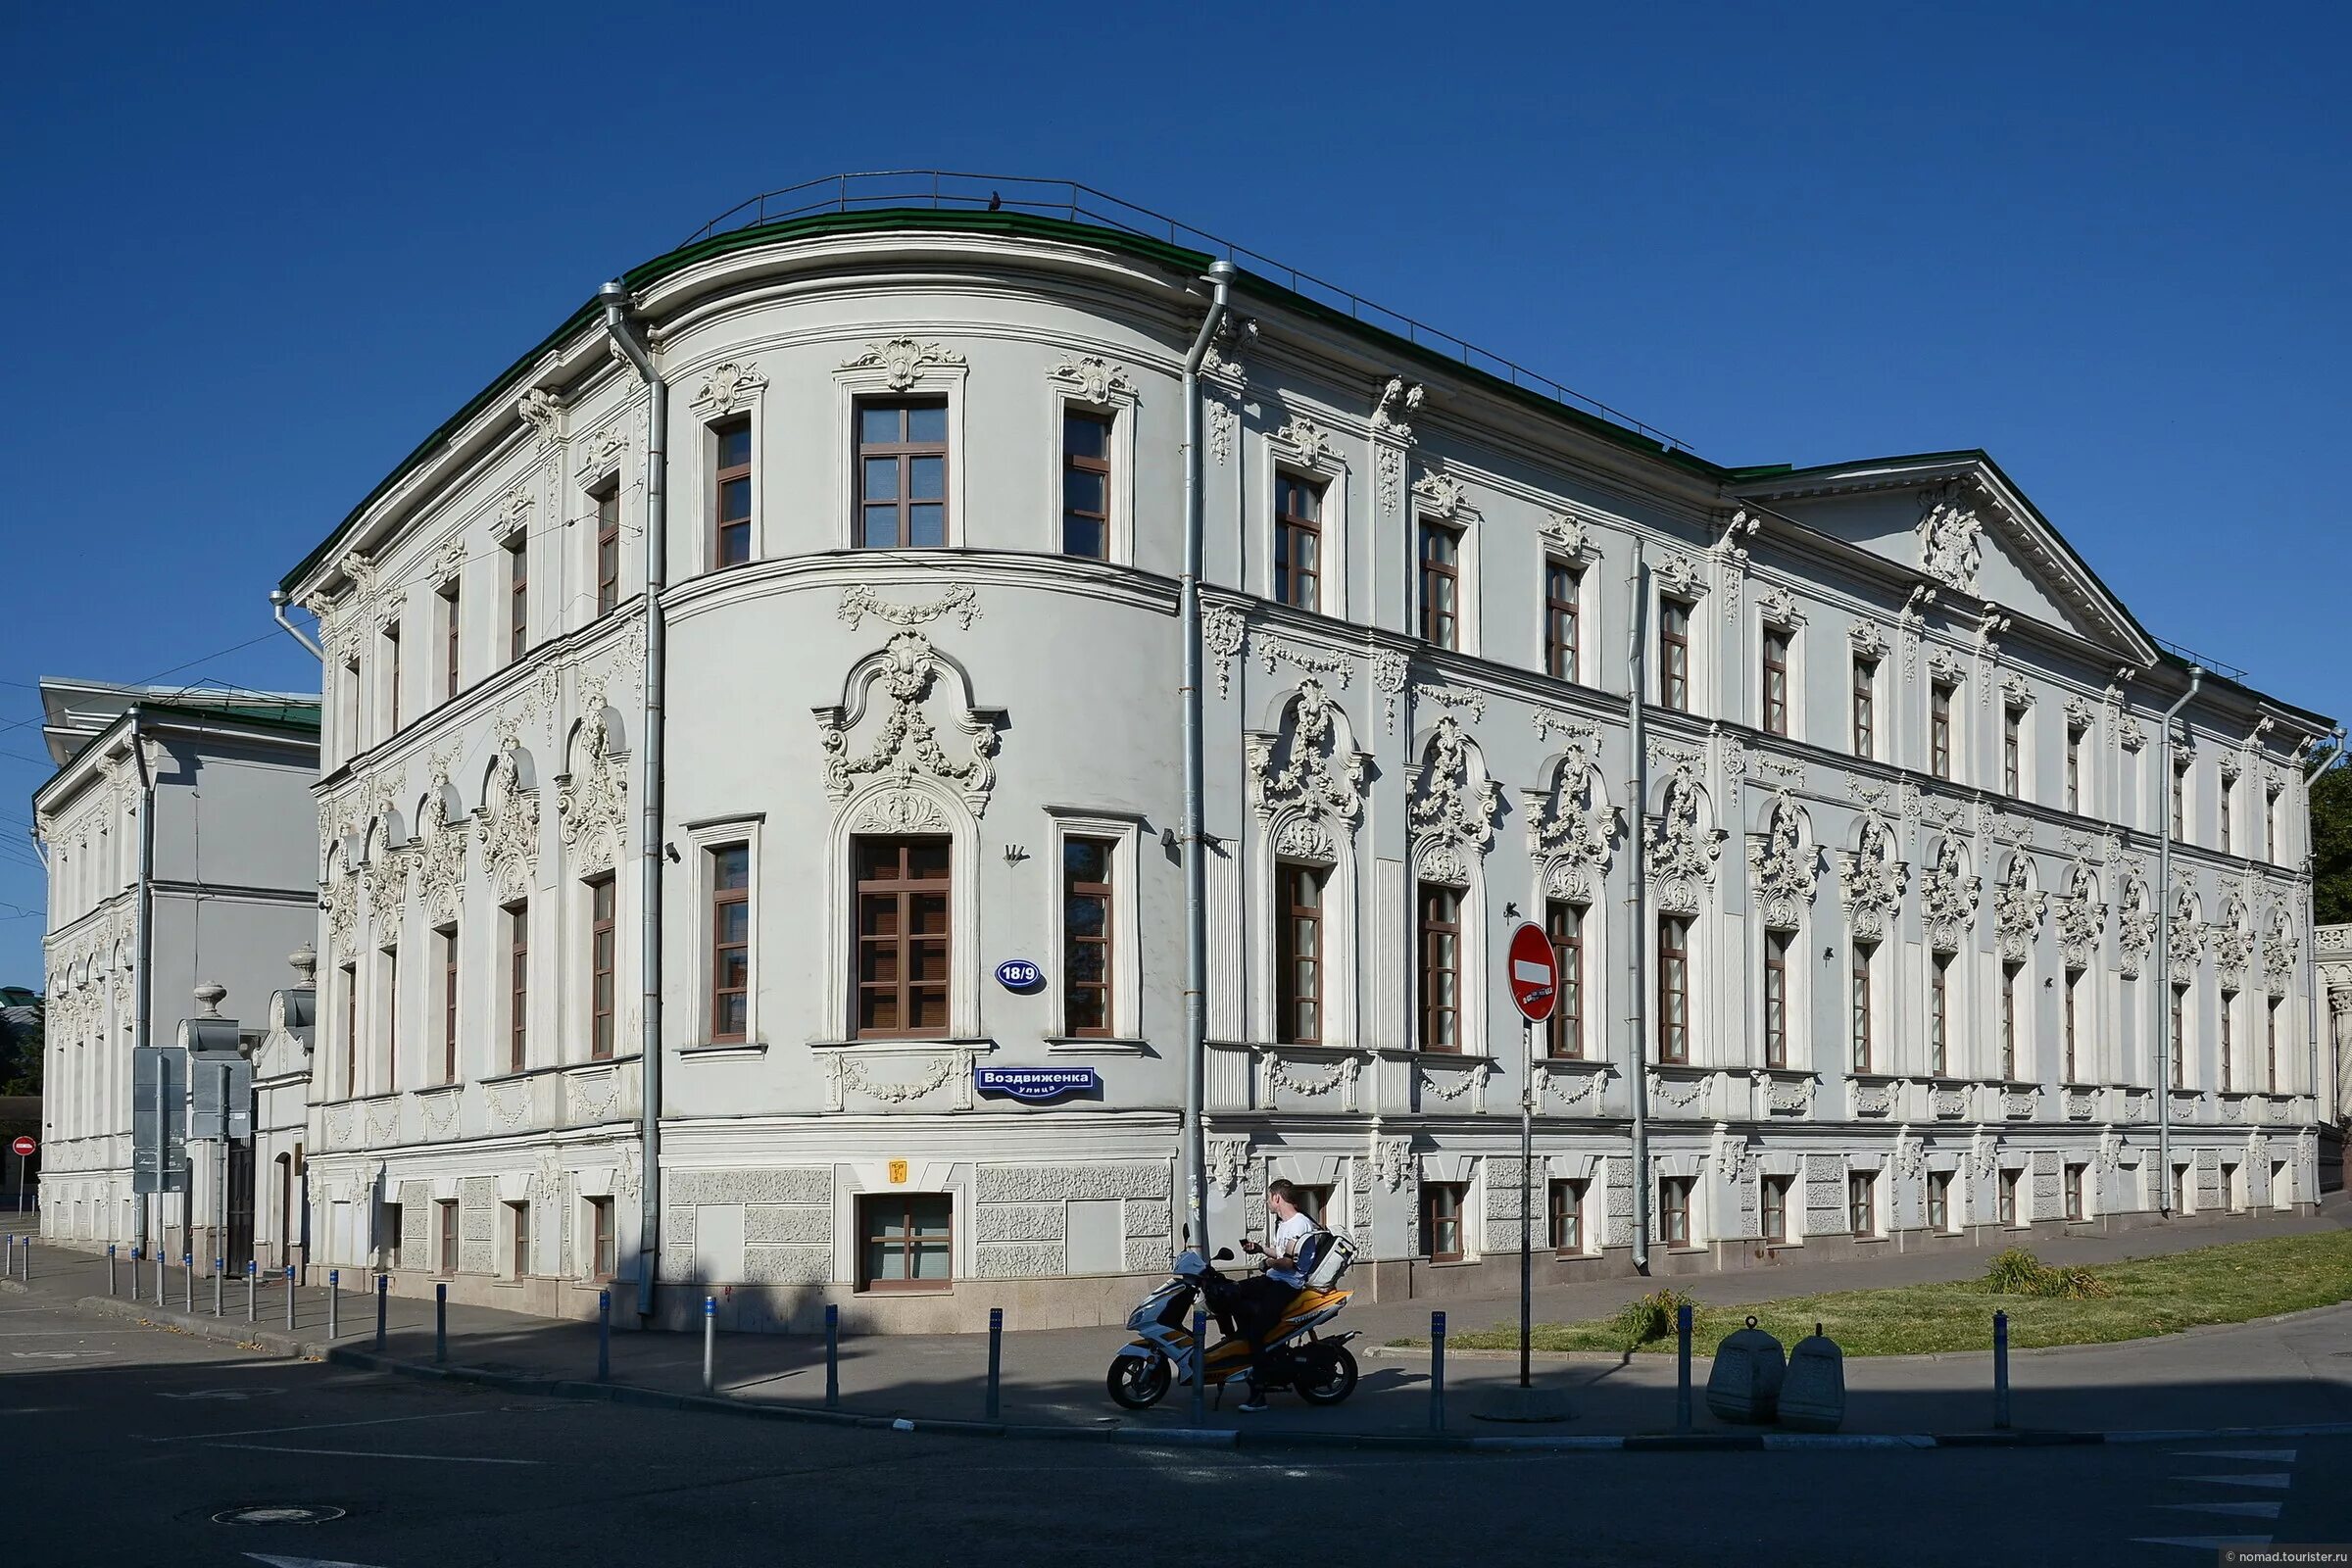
[32,679,320,1260]
[272,178,2338,1332]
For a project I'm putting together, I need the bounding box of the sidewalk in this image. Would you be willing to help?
[6,1200,2348,1444]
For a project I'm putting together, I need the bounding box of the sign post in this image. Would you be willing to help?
[1504,921,1557,1394]
[10,1137,32,1216]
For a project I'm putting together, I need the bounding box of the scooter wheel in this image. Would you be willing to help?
[1106,1352,1173,1409]
[1293,1345,1358,1405]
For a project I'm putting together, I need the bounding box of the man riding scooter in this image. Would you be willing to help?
[1230,1179,1317,1413]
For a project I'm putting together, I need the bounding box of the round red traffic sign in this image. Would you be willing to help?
[1505,921,1557,1023]
[9,1137,32,1157]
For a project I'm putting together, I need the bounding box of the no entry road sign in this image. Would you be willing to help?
[10,1137,32,1158]
[1506,921,1556,1023]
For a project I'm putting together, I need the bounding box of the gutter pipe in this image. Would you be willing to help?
[2303,727,2346,1142]
[269,589,325,661]
[2155,665,2201,1214]
[600,281,668,1323]
[130,707,156,1254]
[1179,259,1234,1422]
[1626,542,1651,1272]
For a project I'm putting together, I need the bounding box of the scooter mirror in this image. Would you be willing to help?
[1213,1248,1234,1261]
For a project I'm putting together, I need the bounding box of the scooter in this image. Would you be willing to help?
[1105,1237,1359,1410]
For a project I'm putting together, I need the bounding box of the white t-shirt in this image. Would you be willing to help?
[1265,1210,1318,1288]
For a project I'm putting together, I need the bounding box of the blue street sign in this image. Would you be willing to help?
[974,1065,1101,1102]
[994,958,1046,992]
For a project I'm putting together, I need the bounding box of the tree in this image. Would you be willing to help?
[0,992,40,1098]
[2314,762,2352,925]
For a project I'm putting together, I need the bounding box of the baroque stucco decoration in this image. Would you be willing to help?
[556,708,629,877]
[1644,760,1724,916]
[2262,904,2297,996]
[1746,791,1819,932]
[2115,868,2156,979]
[1920,837,1981,953]
[2212,889,2255,991]
[1994,854,2045,963]
[1249,680,1369,864]
[1048,354,1135,406]
[475,748,542,904]
[837,583,981,633]
[838,337,967,391]
[689,361,767,417]
[1837,813,1908,944]
[1525,733,1618,906]
[814,630,1006,819]
[1918,500,1984,594]
[1407,717,1499,886]
[2054,858,2107,971]
[2168,886,2208,968]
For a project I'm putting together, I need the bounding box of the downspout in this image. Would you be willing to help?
[601,281,667,1322]
[269,589,325,661]
[1626,542,1651,1272]
[1179,258,1234,1302]
[130,707,156,1254]
[2154,665,2201,1214]
[2302,727,2345,1147]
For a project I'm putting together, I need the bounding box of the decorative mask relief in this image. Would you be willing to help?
[1048,354,1135,406]
[1920,837,1981,954]
[557,708,629,878]
[1249,680,1369,859]
[2212,890,2255,989]
[689,361,767,417]
[1644,761,1724,916]
[839,338,967,391]
[1993,854,2044,963]
[1745,791,1818,932]
[2168,886,2207,968]
[476,748,542,904]
[1836,813,1908,944]
[1918,500,1984,594]
[2054,858,2107,971]
[2115,870,2156,979]
[814,630,1005,817]
[1539,511,1598,564]
[1526,736,1618,906]
[2263,905,2297,995]
[1407,716,1498,886]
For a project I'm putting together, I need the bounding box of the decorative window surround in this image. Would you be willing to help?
[1044,354,1139,564]
[1262,415,1351,620]
[681,814,761,1051]
[1043,807,1144,1042]
[833,338,969,549]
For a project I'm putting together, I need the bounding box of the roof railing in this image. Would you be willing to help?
[684,171,1694,453]
[2152,637,2249,683]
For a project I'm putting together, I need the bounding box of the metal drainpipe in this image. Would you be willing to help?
[269,589,324,660]
[1625,542,1651,1272]
[1179,259,1234,1293]
[2155,665,2201,1214]
[600,281,667,1321]
[2302,727,2346,1143]
[130,707,156,1255]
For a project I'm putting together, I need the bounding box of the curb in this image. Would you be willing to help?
[74,1293,332,1360]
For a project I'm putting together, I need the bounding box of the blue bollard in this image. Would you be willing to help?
[1676,1302,1694,1433]
[702,1296,716,1394]
[435,1282,447,1363]
[107,1244,117,1298]
[824,1303,839,1409]
[1430,1310,1447,1431]
[245,1259,256,1323]
[327,1269,340,1340]
[598,1289,612,1383]
[1992,1310,2011,1430]
[285,1264,296,1330]
[985,1306,1004,1420]
[181,1253,192,1313]
[373,1272,385,1348]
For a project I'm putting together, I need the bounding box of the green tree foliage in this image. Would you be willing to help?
[2315,763,2352,924]
[0,996,40,1098]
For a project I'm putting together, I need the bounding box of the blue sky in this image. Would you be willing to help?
[3,1,2346,982]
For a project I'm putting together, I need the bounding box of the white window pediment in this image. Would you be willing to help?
[812,629,1005,818]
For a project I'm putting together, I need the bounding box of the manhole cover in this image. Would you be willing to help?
[212,1504,347,1526]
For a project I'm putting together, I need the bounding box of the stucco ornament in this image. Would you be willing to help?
[1920,837,1981,954]
[1202,607,1247,699]
[1539,511,1596,564]
[2053,858,2107,971]
[1526,745,1618,905]
[1849,618,1888,662]
[1371,1136,1414,1193]
[1269,415,1341,468]
[689,361,767,417]
[1407,717,1499,886]
[361,837,412,929]
[1746,791,1818,933]
[2212,890,2254,990]
[837,583,980,633]
[814,630,1004,817]
[1048,354,1133,406]
[1918,500,1984,594]
[557,708,629,877]
[1654,552,1708,602]
[1371,376,1424,438]
[2115,870,2156,979]
[1836,813,1908,944]
[321,861,359,957]
[2262,905,2297,995]
[1249,680,1368,856]
[1993,854,2044,963]
[1206,1136,1251,1196]
[475,748,541,904]
[839,337,967,391]
[2168,886,2208,968]
[1645,761,1725,916]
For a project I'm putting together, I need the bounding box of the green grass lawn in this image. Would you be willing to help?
[1404,1229,2352,1358]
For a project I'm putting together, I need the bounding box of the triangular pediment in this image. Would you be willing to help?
[1732,452,2156,664]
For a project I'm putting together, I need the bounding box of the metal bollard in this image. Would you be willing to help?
[702,1296,716,1394]
[435,1282,447,1363]
[1430,1310,1447,1431]
[1676,1302,1694,1433]
[985,1306,1004,1420]
[328,1270,340,1341]
[374,1273,386,1349]
[285,1265,296,1331]
[597,1290,612,1383]
[1992,1310,2011,1430]
[1190,1307,1207,1425]
[213,1257,223,1318]
[108,1244,118,1298]
[823,1302,839,1409]
[245,1259,256,1323]
[182,1253,193,1314]
[153,1244,164,1306]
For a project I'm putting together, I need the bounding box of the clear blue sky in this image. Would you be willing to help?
[3,2,2346,983]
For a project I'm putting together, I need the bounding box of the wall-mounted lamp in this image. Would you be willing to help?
[1161,827,1180,855]
[1503,902,1521,921]
[1004,844,1030,866]
[1823,947,1836,963]
[663,842,681,863]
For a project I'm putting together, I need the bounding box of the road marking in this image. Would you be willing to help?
[246,1555,391,1567]
[212,1442,543,1465]
[2178,1448,2296,1461]
[2158,1501,2283,1519]
[2175,1473,2291,1490]
[2130,1539,2273,1551]
[158,1388,281,1401]
[145,1409,493,1443]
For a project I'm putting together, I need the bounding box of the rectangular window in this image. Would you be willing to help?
[505,899,529,1074]
[509,1200,531,1278]
[857,401,949,549]
[439,583,462,702]
[437,923,459,1085]
[1761,628,1790,736]
[1546,900,1583,1059]
[1548,1179,1587,1252]
[1762,1175,1790,1244]
[1763,929,1789,1069]
[2171,985,2188,1088]
[1421,1182,1465,1262]
[1927,1170,1951,1232]
[854,837,951,1038]
[2003,706,2023,796]
[1418,883,1462,1052]
[1847,1173,1876,1237]
[340,960,358,1098]
[1060,410,1112,559]
[2173,760,2187,840]
[437,1200,458,1275]
[595,483,622,611]
[1286,1185,1333,1228]
[589,1196,614,1278]
[340,660,361,755]
[1999,961,2020,1080]
[712,416,753,566]
[384,1202,404,1271]
[380,943,399,1095]
[1658,915,1690,1063]
[507,538,528,662]
[1931,682,1954,780]
[1929,953,1950,1077]
[2063,1164,2085,1222]
[1274,473,1323,611]
[2220,774,2233,855]
[1061,837,1113,1037]
[1658,1176,1692,1249]
[2267,999,2279,1090]
[588,874,617,1060]
[710,845,750,1044]
[1276,862,1325,1046]
[1998,1169,2020,1226]
[1544,560,1579,682]
[383,621,402,733]
[2221,990,2236,1092]
[2063,970,2082,1081]
[1660,600,1690,711]
[2266,789,2279,862]
[1850,942,1875,1074]
[859,1194,953,1291]
[1418,520,1460,649]
[1852,657,1877,760]
[2066,724,2083,813]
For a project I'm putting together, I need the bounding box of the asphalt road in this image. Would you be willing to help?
[8,1292,2347,1568]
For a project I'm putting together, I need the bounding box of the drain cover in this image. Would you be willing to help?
[213,1504,347,1526]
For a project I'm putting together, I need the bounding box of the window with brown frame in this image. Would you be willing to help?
[712,417,753,566]
[339,658,361,757]
[588,1196,614,1278]
[1998,1168,2020,1226]
[2173,759,2188,840]
[1928,1169,1952,1231]
[1275,861,1325,1046]
[508,1200,531,1278]
[505,899,529,1074]
[858,1192,952,1292]
[507,537,528,662]
[1852,656,1877,760]
[857,401,948,548]
[2267,999,2279,1090]
[854,837,950,1038]
[2063,1163,2085,1222]
[1999,960,2020,1080]
[1418,519,1460,649]
[1544,560,1579,681]
[1931,681,1954,780]
[437,1200,459,1275]
[588,874,617,1059]
[2065,723,2084,812]
[1548,1178,1588,1253]
[1658,1176,1692,1249]
[1421,1182,1465,1262]
[2220,773,2234,855]
[1657,915,1690,1063]
[2221,988,2237,1092]
[340,960,358,1099]
[1850,941,1874,1074]
[383,622,402,733]
[595,483,622,611]
[1545,900,1583,1059]
[1274,472,1323,611]
[2003,705,2024,796]
[1929,952,1951,1077]
[2266,787,2280,863]
[439,583,462,702]
[1417,883,1462,1052]
[710,844,750,1044]
[2171,984,2188,1088]
[1061,410,1111,559]
[1761,1175,1790,1244]
[2063,969,2082,1081]
[1763,929,1789,1069]
[1761,627,1790,736]
[1061,838,1113,1038]
[380,942,399,1095]
[1659,599,1690,711]
[1847,1172,1876,1237]
[436,923,459,1085]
